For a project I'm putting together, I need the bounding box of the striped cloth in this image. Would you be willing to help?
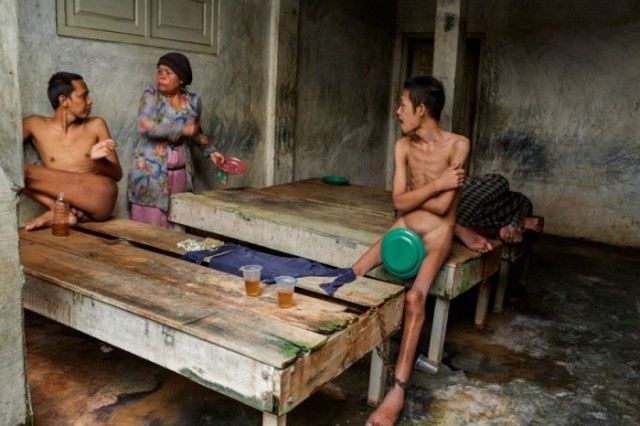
[457,174,532,229]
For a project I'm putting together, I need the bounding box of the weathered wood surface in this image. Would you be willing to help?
[20,223,404,418]
[257,178,395,216]
[170,186,502,300]
[169,179,505,367]
[169,189,390,269]
[76,218,399,308]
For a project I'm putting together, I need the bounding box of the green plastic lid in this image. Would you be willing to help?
[381,228,426,279]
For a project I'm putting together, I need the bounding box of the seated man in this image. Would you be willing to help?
[353,76,469,426]
[22,71,122,230]
[455,173,544,253]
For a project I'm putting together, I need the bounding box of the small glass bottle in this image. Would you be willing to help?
[52,192,70,237]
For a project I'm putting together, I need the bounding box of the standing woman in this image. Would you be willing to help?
[127,52,224,228]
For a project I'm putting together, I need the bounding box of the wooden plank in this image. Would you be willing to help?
[295,276,403,308]
[170,190,502,300]
[20,231,367,366]
[23,277,277,412]
[20,230,359,337]
[173,189,393,240]
[169,190,386,269]
[20,221,406,417]
[75,217,210,255]
[20,240,329,367]
[275,295,403,414]
[76,219,404,308]
[256,178,394,216]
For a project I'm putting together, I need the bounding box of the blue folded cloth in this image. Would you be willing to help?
[182,243,355,296]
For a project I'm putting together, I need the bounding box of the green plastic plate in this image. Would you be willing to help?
[381,228,426,279]
[322,176,350,185]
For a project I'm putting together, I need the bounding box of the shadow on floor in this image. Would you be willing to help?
[25,235,640,425]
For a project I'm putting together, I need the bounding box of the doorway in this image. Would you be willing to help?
[402,35,482,173]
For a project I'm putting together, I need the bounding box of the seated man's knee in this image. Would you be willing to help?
[90,179,118,220]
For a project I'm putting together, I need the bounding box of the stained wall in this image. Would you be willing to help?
[293,1,396,186]
[17,0,274,221]
[397,0,640,246]
[13,0,639,247]
[0,0,31,423]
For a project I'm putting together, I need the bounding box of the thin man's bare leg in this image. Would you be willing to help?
[366,226,454,426]
[24,164,117,220]
[352,239,383,276]
[353,220,406,276]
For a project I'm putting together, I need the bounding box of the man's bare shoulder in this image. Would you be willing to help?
[395,134,412,147]
[22,115,53,138]
[83,116,108,128]
[72,116,110,136]
[443,130,469,145]
[23,114,51,127]
[445,132,470,155]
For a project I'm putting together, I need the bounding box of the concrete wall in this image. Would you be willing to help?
[294,1,396,187]
[397,0,640,247]
[14,0,639,247]
[18,0,274,222]
[17,0,397,218]
[0,0,32,423]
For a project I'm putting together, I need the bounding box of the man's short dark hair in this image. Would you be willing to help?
[47,72,83,109]
[403,75,445,122]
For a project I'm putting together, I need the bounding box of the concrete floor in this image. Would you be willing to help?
[24,234,640,426]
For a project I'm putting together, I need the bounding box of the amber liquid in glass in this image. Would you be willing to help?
[244,279,260,296]
[277,291,294,308]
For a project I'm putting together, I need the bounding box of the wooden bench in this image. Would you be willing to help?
[20,219,404,426]
[259,178,541,316]
[169,178,503,369]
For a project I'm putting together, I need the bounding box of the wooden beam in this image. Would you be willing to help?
[265,0,300,186]
[432,0,468,132]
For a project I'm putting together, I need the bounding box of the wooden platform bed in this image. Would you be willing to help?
[20,219,404,426]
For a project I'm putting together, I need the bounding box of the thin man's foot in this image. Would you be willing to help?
[25,209,78,231]
[25,210,53,231]
[523,216,544,233]
[365,385,405,426]
[499,225,523,244]
[455,225,493,253]
[71,207,87,222]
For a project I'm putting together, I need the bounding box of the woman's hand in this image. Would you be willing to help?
[183,121,199,137]
[210,151,225,165]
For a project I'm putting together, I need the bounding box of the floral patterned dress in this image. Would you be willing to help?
[127,86,217,227]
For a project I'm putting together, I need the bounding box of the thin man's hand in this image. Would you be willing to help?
[434,161,465,192]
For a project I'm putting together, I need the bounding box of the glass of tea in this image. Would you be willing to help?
[239,265,263,296]
[274,276,297,308]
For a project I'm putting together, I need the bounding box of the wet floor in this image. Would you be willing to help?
[25,235,640,425]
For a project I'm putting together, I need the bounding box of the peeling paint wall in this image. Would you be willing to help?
[17,0,273,223]
[0,0,31,423]
[398,0,640,247]
[294,0,396,187]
